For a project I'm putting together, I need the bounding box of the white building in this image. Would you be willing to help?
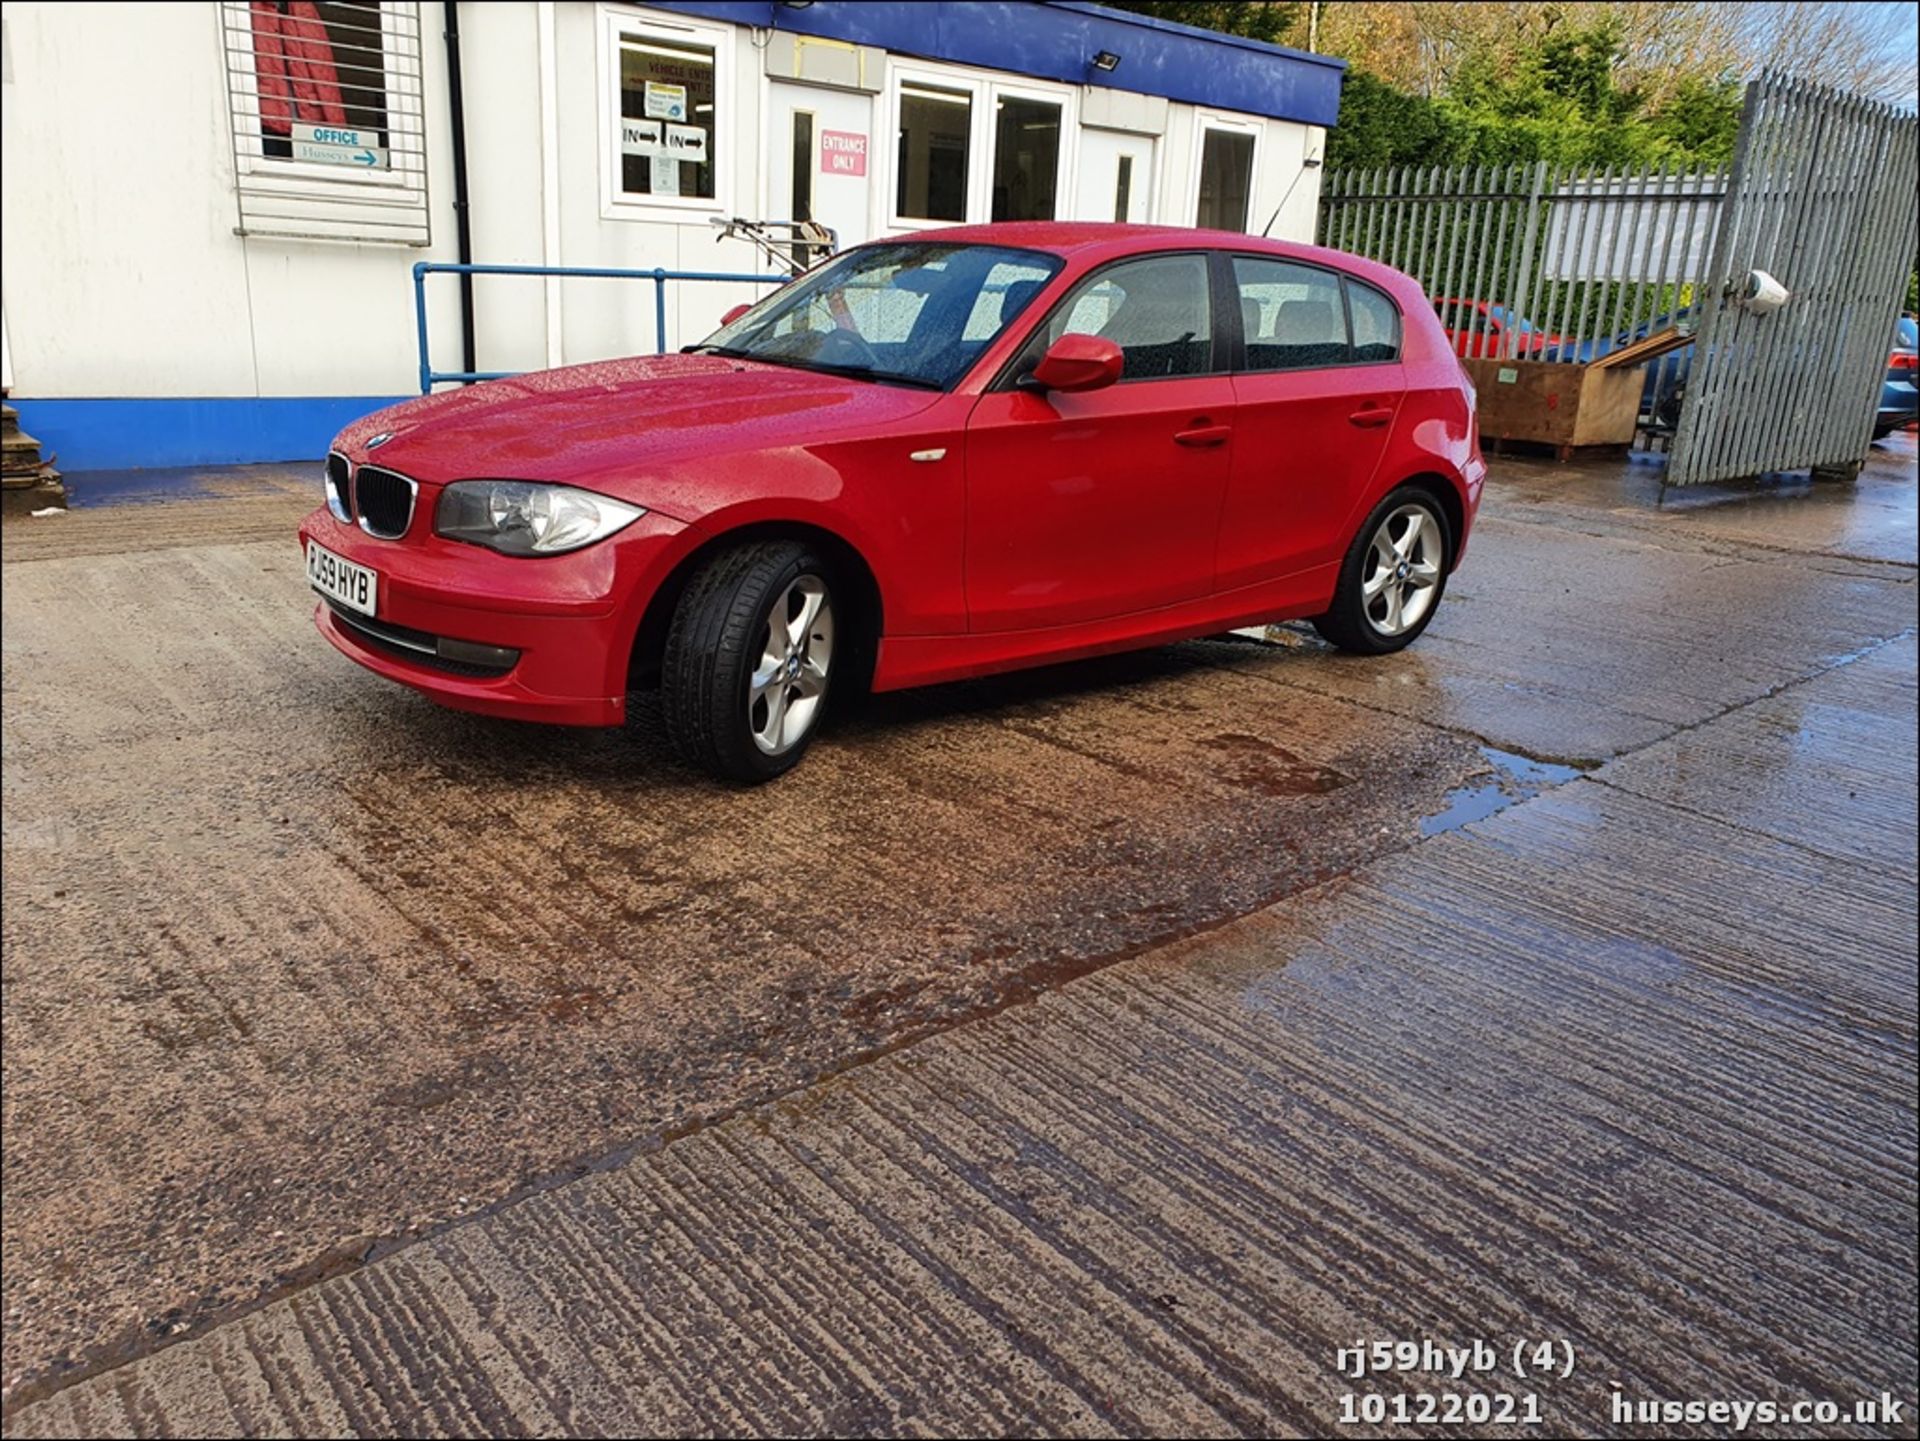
[0,0,1343,469]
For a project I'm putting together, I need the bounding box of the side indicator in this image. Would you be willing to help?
[910,448,947,463]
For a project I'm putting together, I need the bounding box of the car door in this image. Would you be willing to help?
[1217,255,1406,590]
[963,251,1233,632]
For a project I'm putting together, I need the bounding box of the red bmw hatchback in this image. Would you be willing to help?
[301,222,1483,782]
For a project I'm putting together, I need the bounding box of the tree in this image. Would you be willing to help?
[1323,71,1458,169]
[1640,75,1744,164]
[1323,14,1744,170]
[1100,1,1303,46]
[1720,1,1918,106]
[1102,0,1903,172]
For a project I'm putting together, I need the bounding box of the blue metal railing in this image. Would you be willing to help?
[411,261,787,393]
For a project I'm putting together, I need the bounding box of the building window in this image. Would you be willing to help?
[615,29,717,200]
[897,83,972,222]
[991,96,1060,222]
[220,1,429,244]
[789,110,815,269]
[1197,126,1255,231]
[248,2,390,165]
[1113,155,1134,223]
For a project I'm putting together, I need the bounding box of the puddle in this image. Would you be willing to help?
[1421,747,1583,836]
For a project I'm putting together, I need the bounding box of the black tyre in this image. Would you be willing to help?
[661,541,839,783]
[1310,487,1453,655]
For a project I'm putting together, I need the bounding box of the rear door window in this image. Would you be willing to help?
[1232,257,1348,371]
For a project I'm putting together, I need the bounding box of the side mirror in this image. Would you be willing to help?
[719,302,753,327]
[1026,333,1124,394]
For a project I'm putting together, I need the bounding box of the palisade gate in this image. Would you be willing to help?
[1316,71,1919,486]
[1666,73,1918,486]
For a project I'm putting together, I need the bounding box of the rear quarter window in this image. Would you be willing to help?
[1348,281,1402,363]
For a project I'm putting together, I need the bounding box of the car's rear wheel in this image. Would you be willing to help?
[661,541,838,783]
[1311,488,1452,655]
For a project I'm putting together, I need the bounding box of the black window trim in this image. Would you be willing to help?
[989,246,1232,392]
[1225,251,1405,374]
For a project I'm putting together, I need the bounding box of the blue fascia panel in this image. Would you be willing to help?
[8,396,408,472]
[654,1,1344,128]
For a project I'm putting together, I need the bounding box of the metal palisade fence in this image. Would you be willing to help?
[1318,72,1920,485]
[1667,72,1920,487]
[1316,159,1726,430]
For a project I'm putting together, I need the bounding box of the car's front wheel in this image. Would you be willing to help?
[1311,487,1453,655]
[661,541,838,783]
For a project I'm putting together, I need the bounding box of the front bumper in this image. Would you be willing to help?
[298,505,688,726]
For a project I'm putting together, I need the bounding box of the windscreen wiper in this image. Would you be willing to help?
[780,359,944,390]
[684,348,942,390]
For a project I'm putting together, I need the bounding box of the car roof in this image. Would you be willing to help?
[873,221,1421,300]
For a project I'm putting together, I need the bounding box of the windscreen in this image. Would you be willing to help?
[693,242,1061,389]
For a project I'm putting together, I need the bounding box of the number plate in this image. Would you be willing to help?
[306,540,378,617]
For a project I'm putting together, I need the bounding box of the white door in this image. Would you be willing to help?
[766,82,876,258]
[1075,128,1154,224]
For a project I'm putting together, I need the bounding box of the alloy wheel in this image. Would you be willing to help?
[1362,504,1442,637]
[749,575,834,755]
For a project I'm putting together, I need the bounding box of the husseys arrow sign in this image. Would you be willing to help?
[290,122,388,169]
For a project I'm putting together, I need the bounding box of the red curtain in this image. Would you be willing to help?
[251,1,347,137]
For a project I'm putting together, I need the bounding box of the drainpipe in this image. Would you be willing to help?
[444,1,477,380]
[537,1,563,368]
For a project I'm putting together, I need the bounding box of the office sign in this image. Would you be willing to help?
[290,121,385,169]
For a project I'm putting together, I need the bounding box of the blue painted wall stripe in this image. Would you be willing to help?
[8,396,408,472]
[656,1,1344,128]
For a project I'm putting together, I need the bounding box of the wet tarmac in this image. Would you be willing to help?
[2,437,1915,1433]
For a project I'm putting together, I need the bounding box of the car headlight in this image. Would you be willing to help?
[435,481,645,556]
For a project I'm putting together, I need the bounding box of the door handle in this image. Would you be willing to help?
[1175,423,1232,448]
[1349,404,1395,428]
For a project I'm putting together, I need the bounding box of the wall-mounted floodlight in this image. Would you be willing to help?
[1092,50,1121,72]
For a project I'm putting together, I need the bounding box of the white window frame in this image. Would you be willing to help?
[882,59,1076,232]
[221,0,422,195]
[984,75,1077,225]
[597,4,735,221]
[1189,111,1263,233]
[885,63,986,231]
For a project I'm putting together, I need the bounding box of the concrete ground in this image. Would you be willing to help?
[2,437,1915,1436]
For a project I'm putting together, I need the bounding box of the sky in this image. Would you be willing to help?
[1888,3,1920,109]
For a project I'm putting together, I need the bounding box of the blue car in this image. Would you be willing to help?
[1542,311,1694,428]
[1881,315,1918,440]
[1551,311,1920,439]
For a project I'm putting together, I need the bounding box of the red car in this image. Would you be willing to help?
[302,223,1483,782]
[1433,298,1560,359]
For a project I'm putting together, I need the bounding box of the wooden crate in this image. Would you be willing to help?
[1462,326,1690,460]
[1462,358,1642,455]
